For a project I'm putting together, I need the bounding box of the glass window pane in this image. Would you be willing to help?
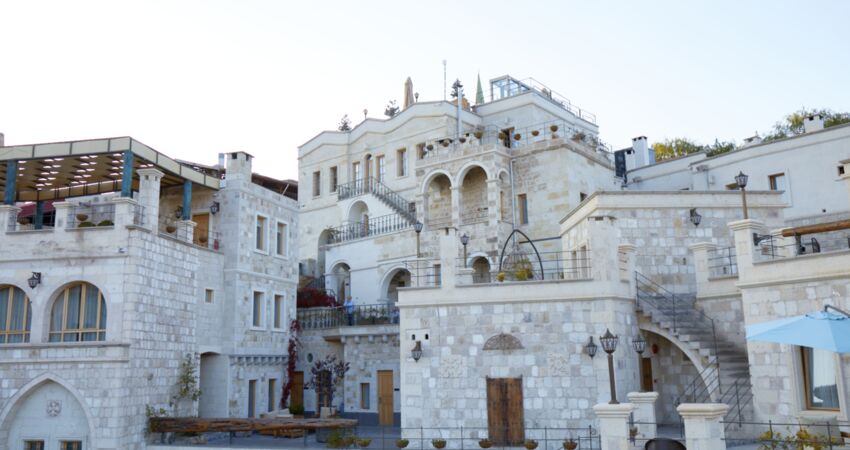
[51,296,65,332]
[804,347,840,409]
[100,295,107,332]
[66,285,82,329]
[83,286,100,329]
[0,287,8,331]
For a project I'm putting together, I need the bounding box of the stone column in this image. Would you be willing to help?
[587,216,620,282]
[52,202,72,233]
[176,219,197,243]
[627,392,659,442]
[677,403,729,450]
[137,168,164,231]
[689,242,717,297]
[0,205,21,232]
[593,403,636,450]
[486,178,500,227]
[111,197,138,228]
[728,219,764,282]
[438,227,458,287]
[450,186,460,227]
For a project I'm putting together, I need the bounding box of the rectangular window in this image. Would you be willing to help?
[518,194,528,225]
[276,222,288,256]
[252,291,264,327]
[376,155,386,183]
[312,171,321,197]
[839,165,846,176]
[352,162,361,182]
[60,442,82,450]
[248,379,257,417]
[801,346,840,410]
[268,378,277,412]
[397,148,408,177]
[360,383,370,409]
[330,166,338,192]
[433,264,442,286]
[255,215,267,251]
[274,294,284,329]
[24,441,45,450]
[205,289,214,304]
[768,173,785,191]
[416,143,426,160]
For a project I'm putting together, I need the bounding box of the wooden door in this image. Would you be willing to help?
[378,370,394,426]
[192,213,209,246]
[291,371,304,408]
[486,377,524,445]
[641,358,654,391]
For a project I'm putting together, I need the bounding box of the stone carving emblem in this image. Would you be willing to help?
[547,352,570,376]
[47,400,61,417]
[439,354,465,378]
[482,333,524,351]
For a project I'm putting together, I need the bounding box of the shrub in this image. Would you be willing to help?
[396,439,410,449]
[432,439,446,449]
[297,287,340,308]
[78,221,95,228]
[97,220,114,226]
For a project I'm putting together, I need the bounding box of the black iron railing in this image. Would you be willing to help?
[298,304,399,330]
[708,246,737,277]
[327,213,412,244]
[66,203,116,229]
[336,177,416,223]
[456,251,592,285]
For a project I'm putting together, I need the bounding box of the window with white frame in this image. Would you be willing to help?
[800,346,840,411]
[252,291,264,327]
[255,215,268,252]
[273,294,285,329]
[276,221,288,257]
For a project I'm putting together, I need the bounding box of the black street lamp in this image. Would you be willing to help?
[414,221,424,257]
[460,233,469,267]
[735,171,749,219]
[600,329,620,404]
[585,336,598,359]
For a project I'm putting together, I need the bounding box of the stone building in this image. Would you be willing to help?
[0,137,297,450]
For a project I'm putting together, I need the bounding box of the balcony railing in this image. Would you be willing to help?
[754,222,850,262]
[708,246,738,277]
[298,303,399,330]
[456,250,592,285]
[66,203,115,229]
[327,213,411,244]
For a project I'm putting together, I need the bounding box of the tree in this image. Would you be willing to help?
[763,108,850,142]
[304,354,350,409]
[651,138,704,161]
[706,139,736,157]
[451,79,463,99]
[384,100,399,118]
[338,115,352,131]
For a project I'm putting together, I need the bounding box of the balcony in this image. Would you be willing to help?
[327,213,412,245]
[297,303,399,330]
[453,250,592,286]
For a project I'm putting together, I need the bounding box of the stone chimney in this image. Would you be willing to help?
[742,135,762,147]
[804,114,824,133]
[0,132,5,147]
[225,151,253,182]
[631,136,654,168]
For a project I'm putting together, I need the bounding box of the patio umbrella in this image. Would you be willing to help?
[746,305,850,353]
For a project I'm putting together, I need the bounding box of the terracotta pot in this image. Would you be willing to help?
[532,130,540,136]
[550,125,559,132]
[474,131,483,139]
[76,214,89,222]
[166,225,177,234]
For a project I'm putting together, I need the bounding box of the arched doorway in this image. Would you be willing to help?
[384,269,411,303]
[425,173,453,227]
[347,201,370,239]
[2,379,93,449]
[317,229,334,278]
[331,263,351,302]
[471,257,491,283]
[199,352,228,417]
[460,166,488,224]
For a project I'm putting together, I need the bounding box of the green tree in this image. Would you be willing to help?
[651,138,704,161]
[763,108,850,142]
[706,139,736,157]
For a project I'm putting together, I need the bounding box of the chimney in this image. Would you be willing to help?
[225,151,253,182]
[0,132,5,147]
[631,136,654,168]
[804,114,824,133]
[742,135,762,147]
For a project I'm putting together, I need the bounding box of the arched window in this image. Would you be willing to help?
[49,282,107,342]
[0,285,31,343]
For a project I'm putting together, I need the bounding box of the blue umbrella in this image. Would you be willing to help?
[746,305,850,353]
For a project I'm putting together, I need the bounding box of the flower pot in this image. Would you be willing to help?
[550,125,559,132]
[498,132,506,140]
[432,440,446,449]
[496,272,506,282]
[199,235,208,244]
[563,441,578,450]
[396,439,410,449]
[426,144,434,150]
[441,140,449,147]
[166,225,177,234]
[514,133,521,141]
[532,130,539,137]
[479,439,493,449]
[524,440,538,450]
[358,438,372,448]
[76,214,89,222]
[474,131,483,139]
[459,137,466,143]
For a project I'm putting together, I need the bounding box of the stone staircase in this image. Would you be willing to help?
[635,272,753,427]
[337,177,416,224]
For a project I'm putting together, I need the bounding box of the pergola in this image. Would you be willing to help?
[0,136,220,225]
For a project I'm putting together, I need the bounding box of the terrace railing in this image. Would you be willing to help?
[456,250,592,285]
[327,213,412,244]
[66,202,116,229]
[336,177,416,223]
[708,246,738,277]
[298,303,399,330]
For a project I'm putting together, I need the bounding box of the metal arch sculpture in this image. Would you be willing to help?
[483,333,524,351]
[497,228,546,280]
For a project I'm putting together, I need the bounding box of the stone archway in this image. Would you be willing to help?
[382,268,411,303]
[425,173,453,228]
[1,377,95,450]
[330,263,351,302]
[317,229,334,277]
[460,166,488,225]
[471,257,491,284]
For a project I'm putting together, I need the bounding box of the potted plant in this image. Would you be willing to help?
[358,438,372,448]
[432,439,447,449]
[531,130,540,137]
[427,144,434,151]
[396,439,410,449]
[479,439,493,449]
[441,140,450,147]
[166,224,177,234]
[498,132,506,140]
[563,439,578,450]
[78,221,95,228]
[524,439,539,450]
[97,220,114,227]
[572,131,586,142]
[474,130,483,139]
[76,213,89,222]
[629,426,638,440]
[513,133,521,141]
[459,137,467,144]
[496,272,506,282]
[550,125,559,132]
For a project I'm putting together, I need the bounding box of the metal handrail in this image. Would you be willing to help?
[297,303,399,330]
[336,176,416,223]
[327,213,412,244]
[707,246,738,277]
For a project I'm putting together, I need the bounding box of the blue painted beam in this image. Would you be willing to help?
[34,201,44,230]
[121,151,134,197]
[182,180,192,220]
[4,161,17,205]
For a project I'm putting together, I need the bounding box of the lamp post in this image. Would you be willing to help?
[632,333,647,391]
[735,171,749,219]
[460,233,469,267]
[414,221,423,258]
[600,329,620,404]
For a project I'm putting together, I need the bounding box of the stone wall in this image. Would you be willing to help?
[643,332,702,421]
[342,332,400,422]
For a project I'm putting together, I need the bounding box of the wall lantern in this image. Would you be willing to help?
[689,208,702,227]
[600,328,620,404]
[411,341,423,362]
[632,333,646,355]
[210,201,220,215]
[28,272,42,289]
[460,233,470,267]
[585,336,598,359]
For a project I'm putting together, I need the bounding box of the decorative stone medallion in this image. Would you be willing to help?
[439,354,465,378]
[547,352,570,376]
[47,400,61,417]
[482,333,524,351]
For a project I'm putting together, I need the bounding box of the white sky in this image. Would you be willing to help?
[1,0,848,181]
